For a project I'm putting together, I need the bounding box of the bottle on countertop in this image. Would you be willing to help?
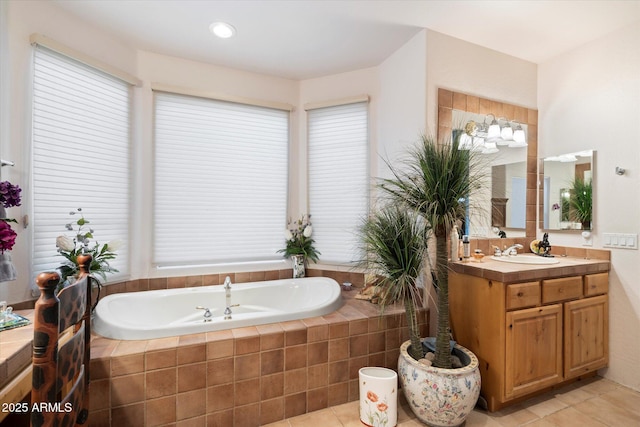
[450,225,459,261]
[462,235,470,260]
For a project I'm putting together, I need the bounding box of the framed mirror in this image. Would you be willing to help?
[540,150,594,231]
[452,110,528,236]
[437,88,538,239]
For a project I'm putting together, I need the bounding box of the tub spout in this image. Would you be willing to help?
[224,276,232,309]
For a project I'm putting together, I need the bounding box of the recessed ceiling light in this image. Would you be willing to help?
[209,22,236,39]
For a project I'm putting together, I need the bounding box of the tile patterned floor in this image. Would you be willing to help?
[265,376,640,426]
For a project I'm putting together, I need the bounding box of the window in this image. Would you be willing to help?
[307,101,369,263]
[153,92,289,266]
[32,46,131,280]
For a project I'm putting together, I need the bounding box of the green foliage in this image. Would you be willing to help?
[378,134,486,368]
[277,214,320,263]
[358,206,429,360]
[56,208,120,286]
[569,177,592,229]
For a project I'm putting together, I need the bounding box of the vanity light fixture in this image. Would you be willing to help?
[500,122,514,142]
[511,123,527,146]
[486,115,502,143]
[459,132,474,150]
[461,114,527,153]
[459,121,476,150]
[560,154,578,162]
[209,21,236,39]
[482,141,499,154]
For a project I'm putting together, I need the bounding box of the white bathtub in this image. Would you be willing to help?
[92,277,343,340]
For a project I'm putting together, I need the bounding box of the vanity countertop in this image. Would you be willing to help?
[449,255,610,283]
[0,310,33,391]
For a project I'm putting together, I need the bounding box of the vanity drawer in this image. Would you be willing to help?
[585,273,608,296]
[542,277,583,304]
[506,281,541,310]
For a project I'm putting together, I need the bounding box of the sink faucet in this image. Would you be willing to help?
[503,244,523,256]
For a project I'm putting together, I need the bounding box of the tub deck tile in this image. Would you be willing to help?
[206,329,233,342]
[85,294,426,427]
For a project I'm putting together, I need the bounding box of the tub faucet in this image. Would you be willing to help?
[196,306,212,322]
[504,244,523,256]
[224,304,239,320]
[224,276,232,308]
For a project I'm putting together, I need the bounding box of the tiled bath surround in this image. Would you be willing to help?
[87,268,428,427]
[11,245,607,426]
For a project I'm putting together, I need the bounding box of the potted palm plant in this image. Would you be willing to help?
[569,177,592,230]
[358,205,429,361]
[376,134,482,426]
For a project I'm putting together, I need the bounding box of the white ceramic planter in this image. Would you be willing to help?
[359,367,398,427]
[398,340,481,427]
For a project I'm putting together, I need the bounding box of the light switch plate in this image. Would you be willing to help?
[603,233,638,249]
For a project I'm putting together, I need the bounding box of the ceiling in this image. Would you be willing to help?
[52,0,640,80]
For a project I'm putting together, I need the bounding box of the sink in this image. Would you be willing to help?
[490,255,559,265]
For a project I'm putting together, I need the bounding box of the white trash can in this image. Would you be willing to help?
[359,367,398,427]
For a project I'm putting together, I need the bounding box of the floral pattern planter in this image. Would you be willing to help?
[359,367,398,427]
[398,340,481,427]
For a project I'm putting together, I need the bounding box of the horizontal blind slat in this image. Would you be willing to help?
[308,102,369,264]
[32,46,131,282]
[153,92,288,265]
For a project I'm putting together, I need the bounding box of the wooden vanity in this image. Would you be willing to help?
[449,254,610,412]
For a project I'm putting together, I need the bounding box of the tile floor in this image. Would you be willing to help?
[264,376,640,426]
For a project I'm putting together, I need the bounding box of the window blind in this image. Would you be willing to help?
[308,102,369,263]
[153,92,289,266]
[32,46,131,280]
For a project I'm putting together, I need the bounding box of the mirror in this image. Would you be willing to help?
[437,88,538,239]
[452,110,528,237]
[541,150,594,231]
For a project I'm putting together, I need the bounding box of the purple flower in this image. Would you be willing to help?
[0,181,21,208]
[0,221,17,253]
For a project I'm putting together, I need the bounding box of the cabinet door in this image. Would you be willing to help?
[565,295,609,378]
[505,305,563,399]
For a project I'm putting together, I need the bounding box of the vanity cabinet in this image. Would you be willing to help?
[505,304,563,399]
[449,266,609,412]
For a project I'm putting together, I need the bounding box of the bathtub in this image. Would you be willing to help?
[92,277,343,340]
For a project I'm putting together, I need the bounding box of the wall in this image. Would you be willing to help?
[425,29,538,133]
[538,21,640,391]
[377,30,428,179]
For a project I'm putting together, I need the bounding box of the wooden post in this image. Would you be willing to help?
[31,271,61,427]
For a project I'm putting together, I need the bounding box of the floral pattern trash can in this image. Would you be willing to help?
[359,367,398,427]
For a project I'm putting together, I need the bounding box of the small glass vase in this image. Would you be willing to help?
[291,254,306,278]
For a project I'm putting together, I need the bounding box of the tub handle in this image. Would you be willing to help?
[224,304,240,320]
[196,306,213,322]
